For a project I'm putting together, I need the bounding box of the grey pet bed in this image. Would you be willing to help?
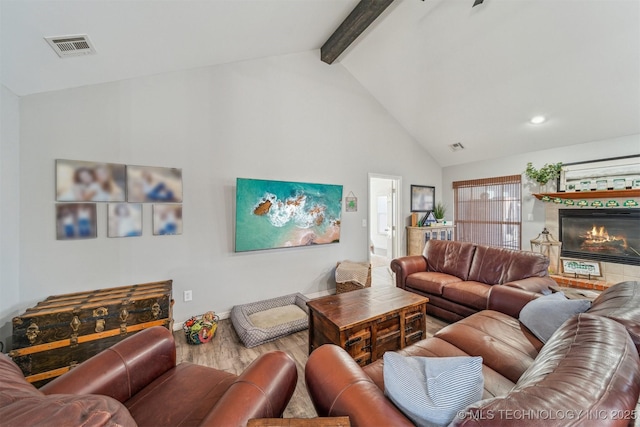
[231,293,310,348]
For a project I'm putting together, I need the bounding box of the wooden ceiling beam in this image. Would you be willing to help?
[321,0,395,65]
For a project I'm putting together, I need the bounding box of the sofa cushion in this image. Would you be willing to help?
[0,354,41,397]
[383,353,483,427]
[125,362,237,426]
[441,281,491,310]
[435,310,539,383]
[364,336,516,400]
[0,354,135,427]
[423,240,476,281]
[468,245,549,284]
[588,280,640,352]
[406,272,461,296]
[1,393,137,427]
[452,314,640,427]
[519,292,591,343]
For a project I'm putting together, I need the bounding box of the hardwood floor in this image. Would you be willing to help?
[174,314,449,418]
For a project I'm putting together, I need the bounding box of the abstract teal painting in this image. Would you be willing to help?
[235,178,343,252]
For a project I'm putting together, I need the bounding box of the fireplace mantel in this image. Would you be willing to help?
[534,189,640,200]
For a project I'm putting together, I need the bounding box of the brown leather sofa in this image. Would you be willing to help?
[391,239,557,322]
[306,281,640,427]
[0,326,298,427]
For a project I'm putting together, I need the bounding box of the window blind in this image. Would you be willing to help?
[453,175,522,250]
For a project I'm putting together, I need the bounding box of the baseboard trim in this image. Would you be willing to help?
[172,288,335,331]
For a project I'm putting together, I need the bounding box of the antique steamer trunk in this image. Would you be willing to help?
[10,280,173,387]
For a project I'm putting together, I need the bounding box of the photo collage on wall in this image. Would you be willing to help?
[55,159,183,240]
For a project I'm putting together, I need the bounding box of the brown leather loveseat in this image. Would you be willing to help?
[391,239,557,322]
[0,326,298,426]
[305,281,640,426]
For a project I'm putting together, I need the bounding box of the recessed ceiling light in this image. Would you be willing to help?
[530,115,546,125]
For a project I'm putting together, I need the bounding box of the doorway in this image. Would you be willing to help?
[368,174,401,287]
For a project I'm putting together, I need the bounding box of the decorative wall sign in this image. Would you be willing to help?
[127,165,183,203]
[559,155,640,192]
[345,191,358,212]
[108,203,142,237]
[56,159,126,202]
[561,258,602,278]
[56,203,97,240]
[235,178,343,252]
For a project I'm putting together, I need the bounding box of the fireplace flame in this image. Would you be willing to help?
[581,224,627,252]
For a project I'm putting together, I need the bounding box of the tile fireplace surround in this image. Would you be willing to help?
[543,197,640,287]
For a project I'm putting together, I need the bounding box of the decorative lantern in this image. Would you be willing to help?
[530,228,562,273]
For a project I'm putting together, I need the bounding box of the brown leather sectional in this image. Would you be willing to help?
[0,326,297,426]
[305,281,640,426]
[391,239,558,322]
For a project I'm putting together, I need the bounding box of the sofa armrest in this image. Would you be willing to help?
[488,285,541,318]
[201,351,297,426]
[390,256,427,289]
[305,344,413,427]
[40,326,176,403]
[504,275,557,294]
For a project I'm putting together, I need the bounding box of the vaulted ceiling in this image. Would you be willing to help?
[2,0,639,166]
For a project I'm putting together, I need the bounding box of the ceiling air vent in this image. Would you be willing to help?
[449,142,465,152]
[45,34,96,58]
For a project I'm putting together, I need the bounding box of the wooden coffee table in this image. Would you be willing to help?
[307,287,428,366]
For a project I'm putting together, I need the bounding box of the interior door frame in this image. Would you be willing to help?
[368,173,402,260]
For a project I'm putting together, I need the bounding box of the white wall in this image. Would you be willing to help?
[1,85,21,349]
[14,51,441,336]
[442,134,640,249]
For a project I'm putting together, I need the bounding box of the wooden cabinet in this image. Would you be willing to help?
[406,225,455,256]
[307,287,428,367]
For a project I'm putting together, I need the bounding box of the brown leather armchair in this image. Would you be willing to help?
[1,326,298,427]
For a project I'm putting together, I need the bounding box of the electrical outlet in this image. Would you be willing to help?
[183,290,193,302]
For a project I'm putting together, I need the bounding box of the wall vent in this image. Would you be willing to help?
[449,142,465,152]
[45,34,96,58]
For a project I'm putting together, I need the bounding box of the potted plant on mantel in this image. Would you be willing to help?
[432,202,446,223]
[525,162,563,193]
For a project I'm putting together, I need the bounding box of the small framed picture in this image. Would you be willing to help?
[153,204,183,235]
[127,165,183,203]
[613,178,626,190]
[410,185,435,212]
[56,159,126,202]
[108,203,142,237]
[595,180,608,191]
[56,203,97,240]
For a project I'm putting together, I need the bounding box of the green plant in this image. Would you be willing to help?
[432,202,446,220]
[525,162,563,185]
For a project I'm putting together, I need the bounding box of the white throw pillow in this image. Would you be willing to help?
[383,353,484,427]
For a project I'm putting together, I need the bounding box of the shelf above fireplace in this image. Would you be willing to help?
[534,189,640,200]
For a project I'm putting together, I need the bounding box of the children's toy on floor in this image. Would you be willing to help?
[183,311,219,345]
